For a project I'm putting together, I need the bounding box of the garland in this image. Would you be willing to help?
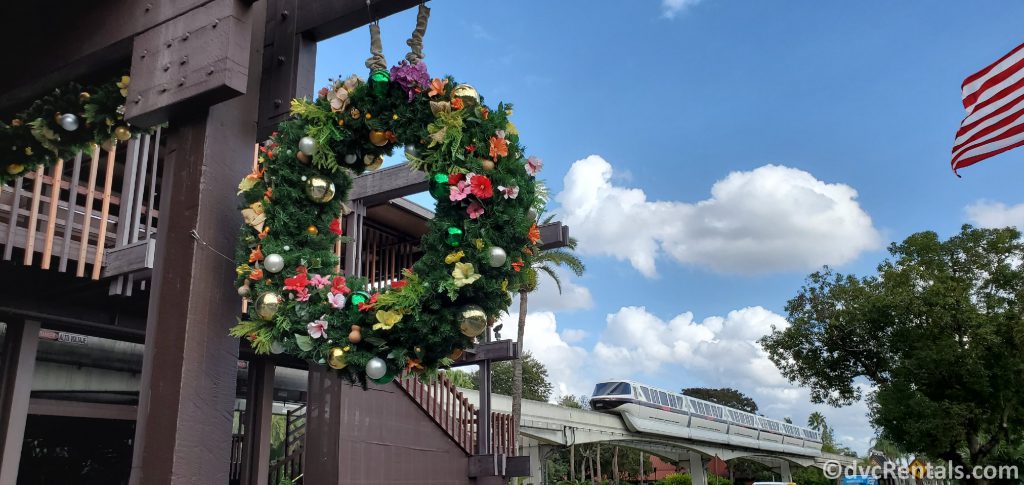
[231,34,544,383]
[1,75,139,184]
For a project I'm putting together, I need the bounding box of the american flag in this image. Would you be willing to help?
[952,42,1024,175]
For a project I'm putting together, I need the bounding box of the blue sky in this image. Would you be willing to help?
[314,1,1024,453]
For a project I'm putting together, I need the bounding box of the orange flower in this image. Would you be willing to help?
[405,358,423,372]
[249,245,264,263]
[259,226,270,240]
[451,97,464,110]
[264,186,273,200]
[522,246,534,256]
[527,223,541,245]
[428,78,448,97]
[511,260,524,272]
[480,107,489,120]
[489,136,508,161]
[249,268,264,281]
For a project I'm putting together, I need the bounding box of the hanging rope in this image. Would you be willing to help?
[365,22,388,72]
[405,4,431,64]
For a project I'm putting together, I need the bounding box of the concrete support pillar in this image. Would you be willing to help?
[689,452,707,485]
[240,358,275,485]
[0,319,41,484]
[520,438,549,485]
[779,461,792,483]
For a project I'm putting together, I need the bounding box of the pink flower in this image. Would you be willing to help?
[498,185,519,199]
[295,288,311,302]
[307,316,328,339]
[328,292,346,309]
[525,156,543,176]
[449,180,472,201]
[495,130,506,139]
[310,274,330,289]
[467,201,485,219]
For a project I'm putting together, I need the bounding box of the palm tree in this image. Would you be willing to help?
[807,411,827,432]
[512,215,585,451]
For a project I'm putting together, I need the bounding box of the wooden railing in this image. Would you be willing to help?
[269,447,303,485]
[395,370,517,457]
[0,129,162,294]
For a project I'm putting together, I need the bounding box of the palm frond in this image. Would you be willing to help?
[536,264,562,293]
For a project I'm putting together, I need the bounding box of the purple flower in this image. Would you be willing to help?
[390,61,430,101]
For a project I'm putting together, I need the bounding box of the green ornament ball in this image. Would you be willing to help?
[445,227,464,247]
[369,69,390,96]
[350,291,371,307]
[428,173,450,200]
[372,370,396,385]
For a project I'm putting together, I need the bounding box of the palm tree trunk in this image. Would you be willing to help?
[570,444,575,481]
[613,446,619,484]
[512,289,528,453]
[596,442,602,481]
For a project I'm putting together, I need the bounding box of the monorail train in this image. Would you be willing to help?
[590,380,822,457]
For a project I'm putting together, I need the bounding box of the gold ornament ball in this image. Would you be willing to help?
[327,347,348,369]
[114,126,132,141]
[307,225,319,235]
[296,151,310,164]
[79,92,91,102]
[481,160,495,171]
[304,176,336,203]
[451,84,480,108]
[458,305,488,338]
[254,292,283,321]
[368,130,389,147]
[6,164,25,175]
[364,155,384,171]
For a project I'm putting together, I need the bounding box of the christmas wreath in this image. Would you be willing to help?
[0,75,139,185]
[231,7,544,383]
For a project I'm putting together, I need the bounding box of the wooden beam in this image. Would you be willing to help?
[450,339,519,367]
[0,0,215,112]
[304,366,344,483]
[257,0,317,139]
[125,0,255,127]
[296,0,422,41]
[103,239,158,278]
[128,2,266,483]
[538,221,569,250]
[348,162,427,206]
[28,399,137,421]
[240,358,275,485]
[0,319,41,484]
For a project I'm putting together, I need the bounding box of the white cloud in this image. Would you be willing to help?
[504,311,589,399]
[561,328,587,343]
[555,156,881,277]
[661,0,703,18]
[965,200,1024,228]
[515,267,593,313]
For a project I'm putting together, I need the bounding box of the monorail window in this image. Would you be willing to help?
[639,387,652,402]
[592,382,632,397]
[657,391,669,405]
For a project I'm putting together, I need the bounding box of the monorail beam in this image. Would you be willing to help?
[0,319,41,484]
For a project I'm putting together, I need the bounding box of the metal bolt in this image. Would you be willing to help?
[140,49,148,59]
[207,68,215,76]
[178,77,186,87]
[166,41,172,48]
[162,64,170,72]
[145,3,152,11]
[281,10,289,19]
[134,95,142,104]
[183,31,190,41]
[277,56,286,65]
[180,55,188,65]
[159,85,168,93]
[212,19,219,28]
[273,99,282,107]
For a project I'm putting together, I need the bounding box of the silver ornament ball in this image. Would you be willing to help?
[365,357,387,380]
[264,253,285,273]
[344,154,359,164]
[58,113,80,131]
[298,136,318,156]
[527,208,539,221]
[270,340,285,354]
[404,145,418,160]
[487,246,507,267]
[237,285,250,297]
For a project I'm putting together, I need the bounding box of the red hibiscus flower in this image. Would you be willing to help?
[358,293,379,312]
[448,173,465,185]
[465,144,476,154]
[330,276,351,296]
[511,260,525,272]
[283,272,310,291]
[391,280,408,290]
[329,218,343,236]
[469,175,493,199]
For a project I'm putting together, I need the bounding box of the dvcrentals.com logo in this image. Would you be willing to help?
[823,460,1019,481]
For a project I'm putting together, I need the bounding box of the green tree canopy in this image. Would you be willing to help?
[477,351,553,402]
[681,387,759,414]
[761,225,1024,475]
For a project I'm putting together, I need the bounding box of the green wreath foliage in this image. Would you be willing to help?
[232,65,545,383]
[0,75,138,184]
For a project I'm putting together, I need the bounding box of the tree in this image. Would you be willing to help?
[761,226,1024,482]
[513,223,585,452]
[444,369,477,389]
[681,387,759,414]
[478,351,553,401]
[558,394,589,409]
[807,412,837,453]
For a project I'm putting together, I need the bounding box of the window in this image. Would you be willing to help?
[640,387,652,402]
[592,382,632,397]
[658,391,669,406]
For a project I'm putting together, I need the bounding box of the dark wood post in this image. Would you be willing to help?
[240,358,275,485]
[303,366,344,484]
[0,319,41,484]
[128,2,267,483]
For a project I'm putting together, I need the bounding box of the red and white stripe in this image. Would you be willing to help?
[952,42,1024,174]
